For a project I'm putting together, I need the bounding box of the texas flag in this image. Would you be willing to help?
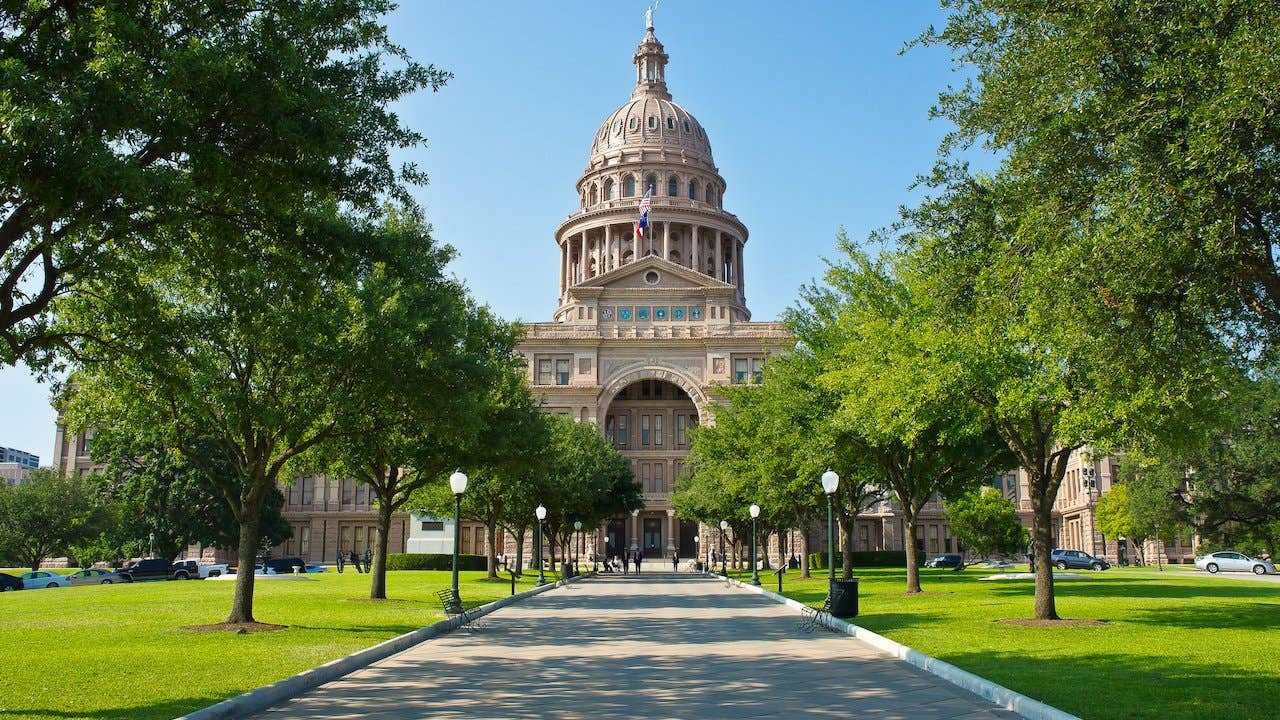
[634,187,652,239]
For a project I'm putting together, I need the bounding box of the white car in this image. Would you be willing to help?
[1195,551,1275,575]
[18,570,70,589]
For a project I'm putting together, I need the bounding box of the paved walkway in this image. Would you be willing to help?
[256,574,1019,719]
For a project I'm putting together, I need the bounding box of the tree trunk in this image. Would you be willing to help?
[486,523,499,580]
[839,514,854,581]
[904,512,922,594]
[761,531,772,570]
[514,531,525,578]
[370,500,393,600]
[226,503,262,624]
[1031,493,1059,620]
[800,527,812,579]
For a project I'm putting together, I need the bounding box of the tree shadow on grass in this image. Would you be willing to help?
[0,695,225,720]
[938,648,1277,720]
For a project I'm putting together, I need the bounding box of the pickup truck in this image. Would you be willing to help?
[118,558,183,582]
[173,559,229,579]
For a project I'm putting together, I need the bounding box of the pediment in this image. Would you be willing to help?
[572,255,734,292]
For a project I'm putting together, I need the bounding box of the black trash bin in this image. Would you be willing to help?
[830,578,859,618]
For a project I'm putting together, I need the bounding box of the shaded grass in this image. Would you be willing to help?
[735,566,1280,720]
[0,570,540,720]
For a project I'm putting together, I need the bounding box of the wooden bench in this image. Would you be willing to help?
[436,588,484,631]
[798,591,839,633]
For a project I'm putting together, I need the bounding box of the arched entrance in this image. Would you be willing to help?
[601,377,701,560]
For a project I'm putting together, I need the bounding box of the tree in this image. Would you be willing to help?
[59,207,402,626]
[918,1,1280,351]
[944,487,1028,561]
[0,469,104,570]
[316,207,523,599]
[1,1,446,368]
[797,238,1011,594]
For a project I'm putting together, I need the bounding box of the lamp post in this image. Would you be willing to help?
[719,520,728,576]
[749,503,761,586]
[535,504,547,586]
[448,470,468,610]
[630,508,639,551]
[666,508,676,555]
[821,469,839,584]
[573,520,582,574]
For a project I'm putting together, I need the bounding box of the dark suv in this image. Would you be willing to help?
[260,557,306,575]
[925,554,964,569]
[1051,549,1110,571]
[119,558,185,582]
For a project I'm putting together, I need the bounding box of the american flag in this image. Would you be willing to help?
[635,188,652,240]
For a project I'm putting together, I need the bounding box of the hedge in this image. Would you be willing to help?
[385,553,488,571]
[807,550,925,569]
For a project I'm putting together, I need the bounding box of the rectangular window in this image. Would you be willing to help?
[354,526,365,551]
[752,357,764,384]
[288,482,301,506]
[734,358,749,384]
[537,359,553,385]
[422,520,445,532]
[859,525,869,552]
[556,359,570,385]
[341,479,354,505]
[300,526,311,559]
[641,381,651,398]
[302,476,315,505]
[641,415,651,446]
[655,463,665,494]
[653,414,664,446]
[605,415,616,444]
[475,527,485,555]
[617,414,628,447]
[677,415,687,446]
[356,482,367,505]
[642,463,652,493]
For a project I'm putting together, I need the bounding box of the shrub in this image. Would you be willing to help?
[807,550,925,569]
[384,553,488,571]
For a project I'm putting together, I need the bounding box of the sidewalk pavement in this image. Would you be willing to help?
[255,573,1019,719]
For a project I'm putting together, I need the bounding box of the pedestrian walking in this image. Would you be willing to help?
[364,548,372,572]
[336,551,345,574]
[671,552,678,572]
[635,549,644,573]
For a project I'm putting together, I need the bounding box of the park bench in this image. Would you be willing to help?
[798,590,841,633]
[436,588,484,631]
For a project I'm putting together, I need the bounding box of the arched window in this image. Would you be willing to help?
[624,176,636,197]
[628,117,638,131]
[589,184,599,206]
[668,250,682,264]
[667,176,678,196]
[603,179,614,200]
[683,120,691,133]
[706,187,716,206]
[667,117,675,130]
[648,116,656,129]
[688,179,698,200]
[644,174,657,195]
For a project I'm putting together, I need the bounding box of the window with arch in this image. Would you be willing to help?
[624,176,636,197]
[668,250,682,264]
[667,176,678,196]
[615,120,623,135]
[644,174,657,194]
[628,117,638,131]
[688,179,698,200]
[589,184,599,205]
[707,187,716,206]
[683,120,691,133]
[648,116,656,129]
[603,179,614,200]
[667,117,675,130]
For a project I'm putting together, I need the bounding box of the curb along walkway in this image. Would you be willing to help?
[254,574,1019,719]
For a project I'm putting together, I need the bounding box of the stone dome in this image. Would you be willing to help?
[590,98,713,165]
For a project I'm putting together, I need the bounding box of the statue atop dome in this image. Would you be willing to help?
[645,1,659,30]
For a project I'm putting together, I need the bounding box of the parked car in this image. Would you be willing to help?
[1051,549,1110,571]
[118,558,186,582]
[171,559,228,579]
[66,568,128,586]
[18,570,70,589]
[925,554,964,569]
[0,572,23,591]
[1195,551,1275,575]
[303,564,328,574]
[260,557,307,575]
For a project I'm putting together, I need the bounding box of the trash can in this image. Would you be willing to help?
[830,578,859,618]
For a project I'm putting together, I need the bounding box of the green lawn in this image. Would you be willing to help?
[0,570,539,720]
[739,565,1280,720]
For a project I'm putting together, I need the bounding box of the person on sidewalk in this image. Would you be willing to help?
[336,551,345,574]
[671,552,678,572]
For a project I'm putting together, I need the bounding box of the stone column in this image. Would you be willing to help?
[662,221,670,261]
[560,239,567,295]
[630,513,640,550]
[667,511,675,553]
[715,231,724,282]
[734,238,743,295]
[692,225,701,276]
[605,224,613,271]
[578,231,587,282]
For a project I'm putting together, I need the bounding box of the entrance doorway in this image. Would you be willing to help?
[643,517,662,556]
[606,518,626,558]
[679,520,698,558]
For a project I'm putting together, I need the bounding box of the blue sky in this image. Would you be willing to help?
[0,1,971,463]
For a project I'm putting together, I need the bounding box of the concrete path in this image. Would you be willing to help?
[255,574,1019,719]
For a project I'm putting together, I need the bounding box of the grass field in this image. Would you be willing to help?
[734,565,1280,720]
[0,569,539,720]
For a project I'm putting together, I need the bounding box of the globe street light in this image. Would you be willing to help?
[749,503,761,586]
[573,520,582,574]
[630,508,639,552]
[666,508,676,555]
[821,468,839,584]
[535,504,547,586]
[719,520,728,576]
[447,470,468,611]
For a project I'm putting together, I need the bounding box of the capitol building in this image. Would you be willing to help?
[516,19,789,558]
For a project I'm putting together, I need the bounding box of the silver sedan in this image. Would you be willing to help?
[66,568,129,586]
[1194,551,1276,575]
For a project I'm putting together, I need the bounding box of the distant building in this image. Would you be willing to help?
[0,462,33,485]
[1,446,39,468]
